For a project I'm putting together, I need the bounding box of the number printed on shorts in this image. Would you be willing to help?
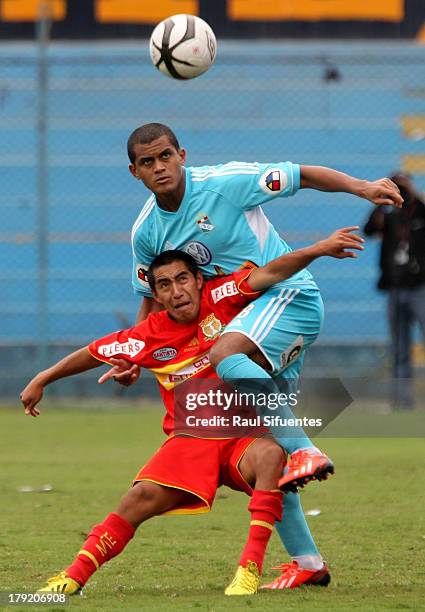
[235,303,255,320]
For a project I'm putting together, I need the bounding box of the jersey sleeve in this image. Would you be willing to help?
[88,326,149,367]
[131,216,155,298]
[202,161,300,211]
[231,269,263,297]
[132,254,153,298]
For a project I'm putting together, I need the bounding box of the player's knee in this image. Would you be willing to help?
[121,481,157,510]
[209,338,233,369]
[256,443,286,475]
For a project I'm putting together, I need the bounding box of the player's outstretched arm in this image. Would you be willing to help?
[247,226,364,291]
[300,165,403,208]
[20,347,101,417]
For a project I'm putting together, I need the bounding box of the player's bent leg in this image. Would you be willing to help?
[215,290,333,588]
[38,482,191,594]
[116,479,195,527]
[215,287,324,460]
[238,436,286,490]
[213,346,333,491]
[209,332,270,371]
[225,438,284,595]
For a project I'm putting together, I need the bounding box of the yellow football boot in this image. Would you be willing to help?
[38,571,82,595]
[225,560,259,595]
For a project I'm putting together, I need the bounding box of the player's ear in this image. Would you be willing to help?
[178,148,186,165]
[195,270,203,290]
[152,289,163,306]
[129,164,138,179]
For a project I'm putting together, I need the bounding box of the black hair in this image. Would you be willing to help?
[127,123,180,163]
[389,172,412,185]
[147,250,199,291]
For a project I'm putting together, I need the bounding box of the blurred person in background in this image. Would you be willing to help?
[364,172,425,409]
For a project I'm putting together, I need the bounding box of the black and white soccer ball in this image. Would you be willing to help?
[149,14,217,80]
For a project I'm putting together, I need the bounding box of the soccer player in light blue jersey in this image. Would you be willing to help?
[122,122,402,589]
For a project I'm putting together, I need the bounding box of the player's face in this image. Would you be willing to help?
[153,261,204,323]
[129,136,186,198]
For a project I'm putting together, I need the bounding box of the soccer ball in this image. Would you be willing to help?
[149,14,217,80]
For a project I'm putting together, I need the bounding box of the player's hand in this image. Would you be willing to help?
[363,178,403,208]
[20,380,43,417]
[98,358,141,387]
[317,226,365,259]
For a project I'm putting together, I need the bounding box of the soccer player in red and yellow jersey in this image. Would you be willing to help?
[20,228,363,596]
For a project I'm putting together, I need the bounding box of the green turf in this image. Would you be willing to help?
[1,401,424,610]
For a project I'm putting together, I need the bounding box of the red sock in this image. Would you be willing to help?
[66,513,135,586]
[239,489,283,574]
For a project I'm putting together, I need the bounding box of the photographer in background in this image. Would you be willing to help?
[364,172,425,409]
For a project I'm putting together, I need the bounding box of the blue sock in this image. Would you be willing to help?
[216,353,314,454]
[275,492,320,557]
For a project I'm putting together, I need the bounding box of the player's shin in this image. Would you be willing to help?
[66,513,135,587]
[274,492,323,566]
[239,489,283,574]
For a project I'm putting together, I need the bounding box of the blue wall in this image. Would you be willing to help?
[1,42,425,355]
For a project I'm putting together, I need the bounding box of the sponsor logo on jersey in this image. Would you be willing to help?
[199,313,223,339]
[98,338,145,359]
[183,337,200,352]
[157,354,211,389]
[152,347,178,361]
[280,335,304,370]
[196,212,214,233]
[136,263,150,289]
[211,280,239,303]
[259,167,288,194]
[183,241,212,265]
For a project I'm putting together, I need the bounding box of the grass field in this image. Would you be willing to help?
[1,401,424,611]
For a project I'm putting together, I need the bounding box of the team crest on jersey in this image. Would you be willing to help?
[259,167,287,195]
[196,212,214,233]
[199,313,223,340]
[183,241,212,265]
[136,263,150,289]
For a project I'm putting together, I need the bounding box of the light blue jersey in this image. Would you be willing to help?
[131,161,317,297]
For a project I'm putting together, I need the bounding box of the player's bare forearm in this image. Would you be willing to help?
[37,347,100,385]
[301,165,365,194]
[248,247,319,290]
[300,165,403,208]
[248,227,364,290]
[20,347,100,417]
